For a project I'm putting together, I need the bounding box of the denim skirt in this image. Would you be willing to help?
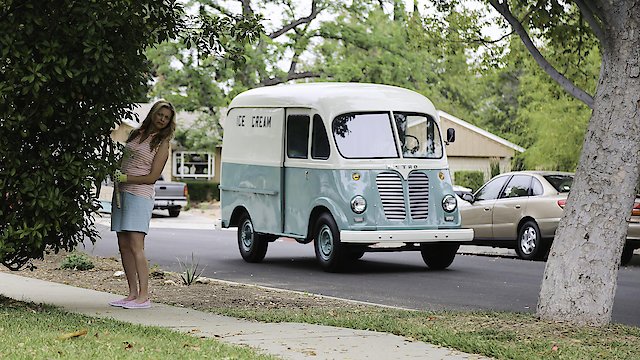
[111,191,154,234]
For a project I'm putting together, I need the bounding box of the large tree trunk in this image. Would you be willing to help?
[537,1,640,326]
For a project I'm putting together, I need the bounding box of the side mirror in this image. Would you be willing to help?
[446,128,455,143]
[461,193,475,203]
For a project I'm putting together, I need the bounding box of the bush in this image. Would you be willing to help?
[454,171,485,192]
[490,158,501,178]
[185,181,220,202]
[60,253,94,271]
[0,1,182,270]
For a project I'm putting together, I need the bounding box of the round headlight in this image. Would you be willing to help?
[442,194,457,213]
[350,195,367,214]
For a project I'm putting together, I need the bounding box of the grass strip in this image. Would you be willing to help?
[0,296,276,360]
[211,306,640,360]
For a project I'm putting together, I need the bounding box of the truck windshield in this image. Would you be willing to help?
[332,112,398,158]
[393,112,443,159]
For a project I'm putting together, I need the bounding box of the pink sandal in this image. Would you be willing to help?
[122,299,151,309]
[109,298,134,307]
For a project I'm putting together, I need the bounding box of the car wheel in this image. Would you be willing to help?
[621,245,634,266]
[516,221,547,260]
[420,243,460,270]
[237,213,268,263]
[168,209,180,217]
[314,213,345,272]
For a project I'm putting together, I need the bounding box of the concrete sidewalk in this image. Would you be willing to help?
[0,272,491,360]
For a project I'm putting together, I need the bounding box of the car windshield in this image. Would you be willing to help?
[544,174,573,193]
[393,112,443,159]
[332,112,398,158]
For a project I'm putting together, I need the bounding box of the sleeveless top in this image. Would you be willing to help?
[119,134,159,199]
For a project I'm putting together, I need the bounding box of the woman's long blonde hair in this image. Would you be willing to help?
[127,100,176,151]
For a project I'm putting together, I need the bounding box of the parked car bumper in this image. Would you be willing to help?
[537,218,561,239]
[153,199,188,210]
[340,228,474,244]
[627,221,640,241]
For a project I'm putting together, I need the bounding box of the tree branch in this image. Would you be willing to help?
[489,0,594,109]
[573,0,606,44]
[202,1,235,18]
[269,0,320,39]
[239,0,253,17]
[260,71,322,86]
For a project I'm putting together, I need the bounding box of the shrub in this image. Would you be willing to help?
[184,181,220,202]
[60,253,94,271]
[454,171,485,192]
[0,1,182,270]
[490,158,501,178]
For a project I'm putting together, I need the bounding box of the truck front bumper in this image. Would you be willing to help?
[340,228,474,244]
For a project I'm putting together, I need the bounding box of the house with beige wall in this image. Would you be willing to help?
[439,111,525,183]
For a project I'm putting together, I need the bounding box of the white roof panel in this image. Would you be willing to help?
[228,83,437,118]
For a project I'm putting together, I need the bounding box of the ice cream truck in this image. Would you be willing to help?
[219,83,473,272]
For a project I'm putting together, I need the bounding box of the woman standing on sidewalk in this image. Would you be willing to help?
[110,100,176,309]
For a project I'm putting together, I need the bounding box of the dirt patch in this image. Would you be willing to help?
[9,251,366,312]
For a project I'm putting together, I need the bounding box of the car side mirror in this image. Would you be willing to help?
[446,128,455,144]
[461,193,475,203]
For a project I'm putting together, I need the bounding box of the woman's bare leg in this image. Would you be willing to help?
[117,232,139,300]
[128,231,149,303]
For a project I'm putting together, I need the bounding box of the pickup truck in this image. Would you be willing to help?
[98,177,188,217]
[154,176,188,217]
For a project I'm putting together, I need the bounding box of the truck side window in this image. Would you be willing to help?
[287,115,310,159]
[311,114,330,160]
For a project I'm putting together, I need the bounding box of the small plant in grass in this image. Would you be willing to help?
[60,253,94,271]
[150,263,165,279]
[177,253,206,286]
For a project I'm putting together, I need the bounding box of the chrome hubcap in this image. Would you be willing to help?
[240,220,254,251]
[520,227,537,255]
[318,225,333,261]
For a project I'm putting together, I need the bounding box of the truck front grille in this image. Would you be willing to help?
[408,172,429,220]
[376,172,406,220]
[376,171,431,221]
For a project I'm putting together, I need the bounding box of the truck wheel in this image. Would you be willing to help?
[420,243,459,270]
[168,209,180,217]
[314,213,345,272]
[621,245,634,266]
[237,213,268,263]
[516,221,547,260]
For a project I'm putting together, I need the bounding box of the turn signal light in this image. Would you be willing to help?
[184,186,189,198]
[557,199,566,208]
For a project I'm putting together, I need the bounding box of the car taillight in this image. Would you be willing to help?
[557,199,566,208]
[183,186,189,198]
[633,202,640,216]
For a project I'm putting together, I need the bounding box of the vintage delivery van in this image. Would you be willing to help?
[219,83,473,271]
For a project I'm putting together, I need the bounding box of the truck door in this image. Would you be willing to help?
[283,108,314,236]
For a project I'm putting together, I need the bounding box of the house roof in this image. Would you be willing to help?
[439,110,525,153]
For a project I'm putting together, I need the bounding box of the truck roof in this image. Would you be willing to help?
[227,82,437,117]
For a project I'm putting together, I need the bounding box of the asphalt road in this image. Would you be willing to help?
[89,211,640,326]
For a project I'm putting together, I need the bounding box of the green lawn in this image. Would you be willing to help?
[212,306,640,360]
[0,296,276,360]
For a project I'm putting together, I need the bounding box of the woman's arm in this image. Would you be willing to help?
[122,140,170,185]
